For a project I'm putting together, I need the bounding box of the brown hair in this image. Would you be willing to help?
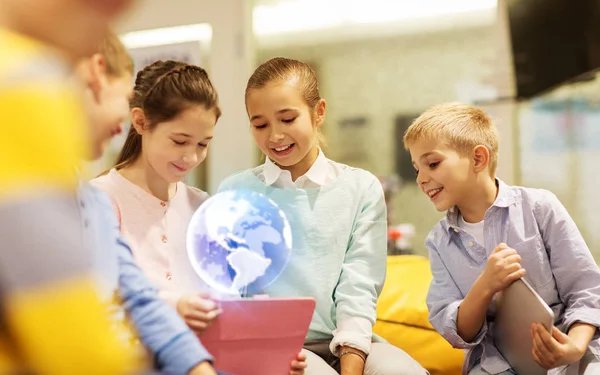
[403,102,499,176]
[245,57,325,146]
[97,31,133,78]
[114,60,221,170]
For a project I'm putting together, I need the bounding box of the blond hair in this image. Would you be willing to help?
[97,31,133,78]
[246,57,326,148]
[403,102,499,176]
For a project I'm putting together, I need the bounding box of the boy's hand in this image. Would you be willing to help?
[480,243,526,295]
[531,323,585,370]
[290,351,307,375]
[177,293,222,336]
[188,361,218,375]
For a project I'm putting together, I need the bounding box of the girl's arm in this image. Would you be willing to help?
[331,176,387,359]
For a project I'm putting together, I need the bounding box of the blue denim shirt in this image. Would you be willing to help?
[77,182,213,374]
[426,180,600,375]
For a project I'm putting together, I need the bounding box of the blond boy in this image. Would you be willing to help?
[404,103,600,375]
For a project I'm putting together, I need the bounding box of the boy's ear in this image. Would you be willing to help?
[88,53,108,102]
[130,108,147,135]
[472,145,490,173]
[314,99,327,128]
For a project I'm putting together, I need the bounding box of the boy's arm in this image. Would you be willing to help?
[331,177,387,358]
[0,195,141,375]
[534,191,600,343]
[115,231,214,374]
[426,237,489,349]
[456,274,496,343]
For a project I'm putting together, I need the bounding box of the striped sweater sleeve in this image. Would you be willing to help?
[0,29,143,375]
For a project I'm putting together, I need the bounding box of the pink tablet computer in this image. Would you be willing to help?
[201,297,316,375]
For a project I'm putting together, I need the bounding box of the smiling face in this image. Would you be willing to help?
[408,138,475,212]
[135,105,216,183]
[246,79,325,177]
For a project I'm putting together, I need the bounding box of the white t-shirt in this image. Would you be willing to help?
[458,214,485,246]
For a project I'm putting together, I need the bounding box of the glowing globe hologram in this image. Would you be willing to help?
[186,190,292,296]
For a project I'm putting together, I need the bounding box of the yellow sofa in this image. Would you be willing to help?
[374,255,465,375]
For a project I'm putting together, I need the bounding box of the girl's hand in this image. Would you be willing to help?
[290,351,307,375]
[339,346,366,375]
[188,361,218,375]
[177,293,222,336]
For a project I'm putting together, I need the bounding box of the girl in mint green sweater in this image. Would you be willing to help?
[218,57,428,375]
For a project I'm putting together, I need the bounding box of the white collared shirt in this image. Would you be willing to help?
[255,148,344,189]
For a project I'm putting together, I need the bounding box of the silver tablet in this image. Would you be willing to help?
[494,278,555,375]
